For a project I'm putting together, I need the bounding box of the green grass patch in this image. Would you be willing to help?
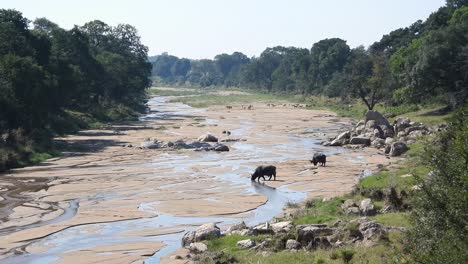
[169,93,289,108]
[293,197,344,225]
[29,152,54,164]
[147,87,205,97]
[371,212,411,228]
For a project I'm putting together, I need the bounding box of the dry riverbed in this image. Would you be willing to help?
[0,93,395,264]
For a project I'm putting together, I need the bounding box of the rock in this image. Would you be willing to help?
[253,239,273,251]
[237,239,256,249]
[198,133,218,142]
[140,140,161,149]
[239,229,254,236]
[389,142,408,157]
[373,128,384,139]
[371,138,385,148]
[358,220,387,241]
[380,125,395,138]
[355,120,365,128]
[182,231,196,247]
[271,221,293,234]
[341,199,356,210]
[164,141,174,148]
[336,131,351,141]
[365,120,378,130]
[345,207,360,215]
[355,125,365,135]
[349,136,371,146]
[394,117,412,134]
[252,223,273,235]
[189,141,212,149]
[296,224,333,245]
[306,237,332,250]
[385,137,394,145]
[365,110,391,127]
[407,130,425,139]
[330,137,346,146]
[285,239,301,250]
[189,242,207,253]
[213,144,229,152]
[405,125,427,135]
[359,198,376,216]
[226,221,247,234]
[194,223,221,241]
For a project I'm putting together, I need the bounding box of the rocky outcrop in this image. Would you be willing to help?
[321,111,438,155]
[140,140,162,149]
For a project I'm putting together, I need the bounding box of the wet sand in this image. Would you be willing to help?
[0,93,396,263]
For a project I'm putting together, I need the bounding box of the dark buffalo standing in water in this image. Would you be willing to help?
[310,153,326,166]
[251,165,276,182]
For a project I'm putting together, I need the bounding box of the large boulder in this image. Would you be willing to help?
[237,239,256,249]
[198,133,218,142]
[226,221,247,234]
[365,110,391,127]
[371,138,385,148]
[389,142,408,157]
[330,131,351,146]
[359,198,376,216]
[349,136,371,146]
[296,224,333,245]
[195,223,221,241]
[271,221,293,234]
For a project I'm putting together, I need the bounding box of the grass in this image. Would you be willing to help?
[371,212,411,228]
[169,93,289,108]
[293,197,344,225]
[147,87,205,97]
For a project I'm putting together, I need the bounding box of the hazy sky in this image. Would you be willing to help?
[2,0,446,59]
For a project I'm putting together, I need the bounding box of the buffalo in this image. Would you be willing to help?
[310,153,326,166]
[251,165,276,182]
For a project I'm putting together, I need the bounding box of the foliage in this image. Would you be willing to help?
[406,107,468,263]
[0,10,151,171]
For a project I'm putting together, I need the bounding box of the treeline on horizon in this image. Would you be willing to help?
[0,9,151,171]
[151,0,468,110]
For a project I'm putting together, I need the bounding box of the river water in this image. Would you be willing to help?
[2,96,351,264]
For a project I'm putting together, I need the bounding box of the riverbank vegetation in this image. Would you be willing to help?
[151,1,467,112]
[0,10,151,171]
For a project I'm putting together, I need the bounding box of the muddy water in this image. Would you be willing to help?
[1,97,352,264]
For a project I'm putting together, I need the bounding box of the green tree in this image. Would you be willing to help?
[407,108,468,263]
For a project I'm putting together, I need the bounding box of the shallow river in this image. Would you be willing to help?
[2,96,351,264]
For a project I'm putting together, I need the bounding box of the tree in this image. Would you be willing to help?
[407,108,468,263]
[343,47,374,109]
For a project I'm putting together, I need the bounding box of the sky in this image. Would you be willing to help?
[2,0,446,59]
